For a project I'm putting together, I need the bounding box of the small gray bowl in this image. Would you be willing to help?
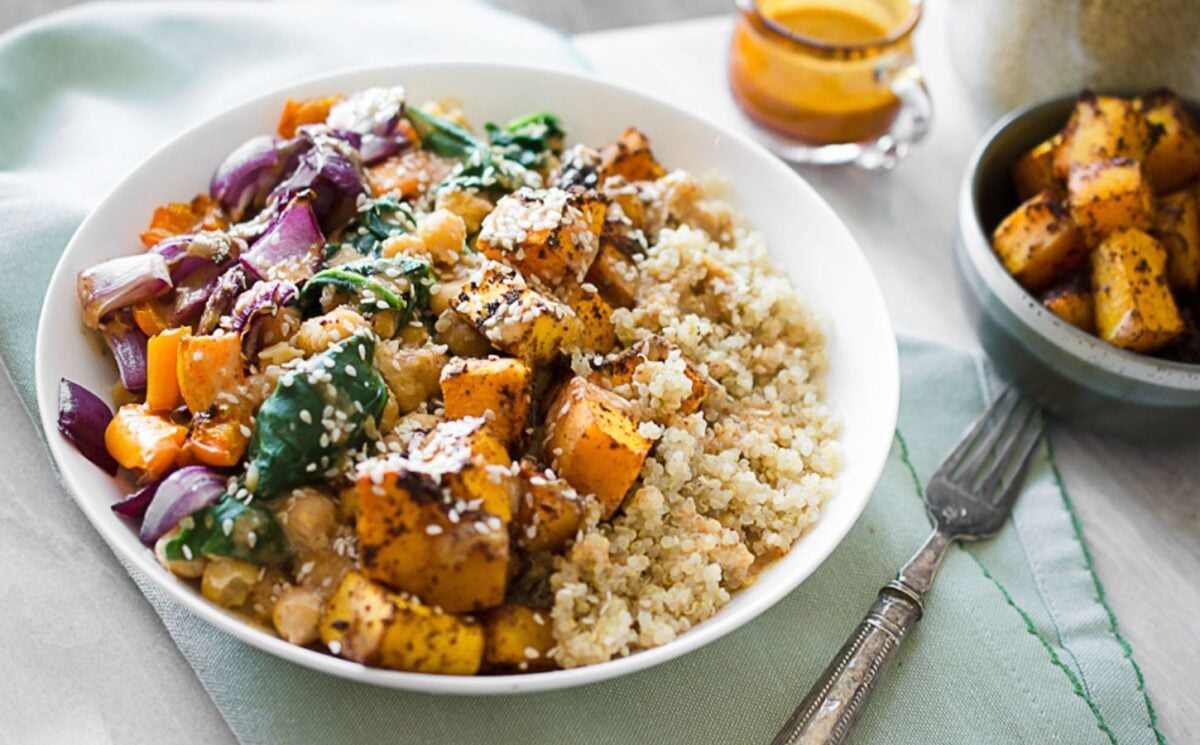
[955,94,1200,438]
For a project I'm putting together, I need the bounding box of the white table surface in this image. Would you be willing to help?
[2,5,1197,744]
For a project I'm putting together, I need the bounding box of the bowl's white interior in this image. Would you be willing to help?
[35,63,898,694]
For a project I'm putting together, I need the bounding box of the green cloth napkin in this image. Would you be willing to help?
[0,2,1163,743]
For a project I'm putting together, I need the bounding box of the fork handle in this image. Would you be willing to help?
[771,530,951,745]
[770,582,923,745]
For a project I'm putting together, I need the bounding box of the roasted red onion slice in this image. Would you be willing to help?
[210,134,310,222]
[77,254,172,328]
[101,318,149,392]
[57,379,119,476]
[112,478,164,519]
[240,199,324,283]
[228,280,298,355]
[139,466,228,544]
[198,265,251,334]
[268,137,365,233]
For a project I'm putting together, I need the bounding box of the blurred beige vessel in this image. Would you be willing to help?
[951,0,1200,115]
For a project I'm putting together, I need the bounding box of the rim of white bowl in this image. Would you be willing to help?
[35,61,899,694]
[959,94,1200,392]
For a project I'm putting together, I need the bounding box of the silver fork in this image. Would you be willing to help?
[771,388,1045,745]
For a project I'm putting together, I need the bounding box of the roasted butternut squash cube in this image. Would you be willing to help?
[602,177,649,233]
[356,461,509,613]
[1012,134,1064,201]
[1067,159,1156,246]
[410,417,516,522]
[516,459,583,553]
[320,571,395,664]
[177,332,245,414]
[377,594,485,675]
[1137,91,1200,194]
[1091,228,1184,352]
[187,411,251,467]
[599,127,666,183]
[450,260,580,365]
[1151,190,1200,293]
[277,95,342,138]
[477,188,605,286]
[1041,276,1096,333]
[484,605,556,671]
[991,191,1086,292]
[321,571,485,674]
[543,376,651,518]
[105,404,188,480]
[585,243,639,308]
[562,282,617,354]
[146,326,188,412]
[1053,93,1150,180]
[589,336,711,416]
[440,356,532,446]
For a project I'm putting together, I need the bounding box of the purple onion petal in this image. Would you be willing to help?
[227,280,298,356]
[199,265,250,334]
[112,477,165,519]
[77,254,172,328]
[240,199,324,283]
[359,133,411,166]
[139,466,227,544]
[229,280,298,332]
[57,379,118,476]
[210,135,311,222]
[102,318,149,393]
[268,138,365,234]
[169,261,228,325]
[150,232,244,283]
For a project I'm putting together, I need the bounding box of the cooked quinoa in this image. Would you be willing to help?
[551,218,841,667]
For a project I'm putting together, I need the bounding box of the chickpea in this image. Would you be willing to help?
[201,557,262,609]
[276,488,339,555]
[417,209,467,266]
[255,306,302,348]
[272,586,324,645]
[337,485,359,525]
[246,568,290,624]
[293,307,370,356]
[297,548,354,598]
[380,232,429,261]
[379,392,400,435]
[397,322,431,347]
[435,187,494,233]
[374,341,448,413]
[154,526,207,578]
[429,276,468,316]
[434,310,493,357]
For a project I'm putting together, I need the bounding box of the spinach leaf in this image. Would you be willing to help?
[247,333,388,498]
[301,256,434,322]
[485,112,565,170]
[439,148,537,196]
[164,494,288,566]
[333,196,417,258]
[404,107,545,197]
[405,107,482,159]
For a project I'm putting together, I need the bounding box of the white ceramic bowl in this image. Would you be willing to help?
[35,62,898,694]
